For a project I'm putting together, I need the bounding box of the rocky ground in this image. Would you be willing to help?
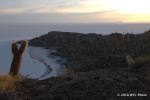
[1,66,150,100]
[1,31,150,100]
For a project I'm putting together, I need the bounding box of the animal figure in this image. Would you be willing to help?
[9,40,28,76]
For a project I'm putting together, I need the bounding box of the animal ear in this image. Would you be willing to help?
[12,42,19,55]
[19,40,28,55]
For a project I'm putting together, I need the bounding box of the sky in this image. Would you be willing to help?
[0,0,150,23]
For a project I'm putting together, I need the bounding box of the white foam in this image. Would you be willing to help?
[0,41,66,79]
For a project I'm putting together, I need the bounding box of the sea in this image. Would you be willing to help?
[0,23,149,79]
[0,23,150,41]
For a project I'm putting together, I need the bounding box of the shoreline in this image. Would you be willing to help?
[1,30,150,100]
[29,30,150,71]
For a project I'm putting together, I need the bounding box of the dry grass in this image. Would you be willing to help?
[126,55,135,65]
[0,75,22,91]
[127,55,150,67]
[59,69,75,80]
[134,56,150,65]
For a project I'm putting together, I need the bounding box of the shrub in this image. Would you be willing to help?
[127,55,150,68]
[126,55,135,65]
[134,56,150,67]
[59,69,75,80]
[0,75,22,91]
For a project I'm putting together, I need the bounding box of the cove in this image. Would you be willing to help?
[0,41,66,79]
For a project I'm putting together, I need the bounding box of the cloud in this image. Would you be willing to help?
[0,10,128,23]
[0,0,122,23]
[0,0,105,13]
[0,0,149,23]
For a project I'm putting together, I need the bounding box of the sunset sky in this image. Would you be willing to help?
[0,0,150,23]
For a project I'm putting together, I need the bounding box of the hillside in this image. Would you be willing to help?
[1,30,150,100]
[30,30,150,71]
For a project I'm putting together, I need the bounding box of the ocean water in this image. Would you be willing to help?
[0,41,66,79]
[0,23,149,41]
[0,23,149,79]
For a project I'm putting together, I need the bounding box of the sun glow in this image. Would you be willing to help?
[0,0,149,23]
[57,0,150,22]
[102,0,150,14]
[100,0,150,22]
